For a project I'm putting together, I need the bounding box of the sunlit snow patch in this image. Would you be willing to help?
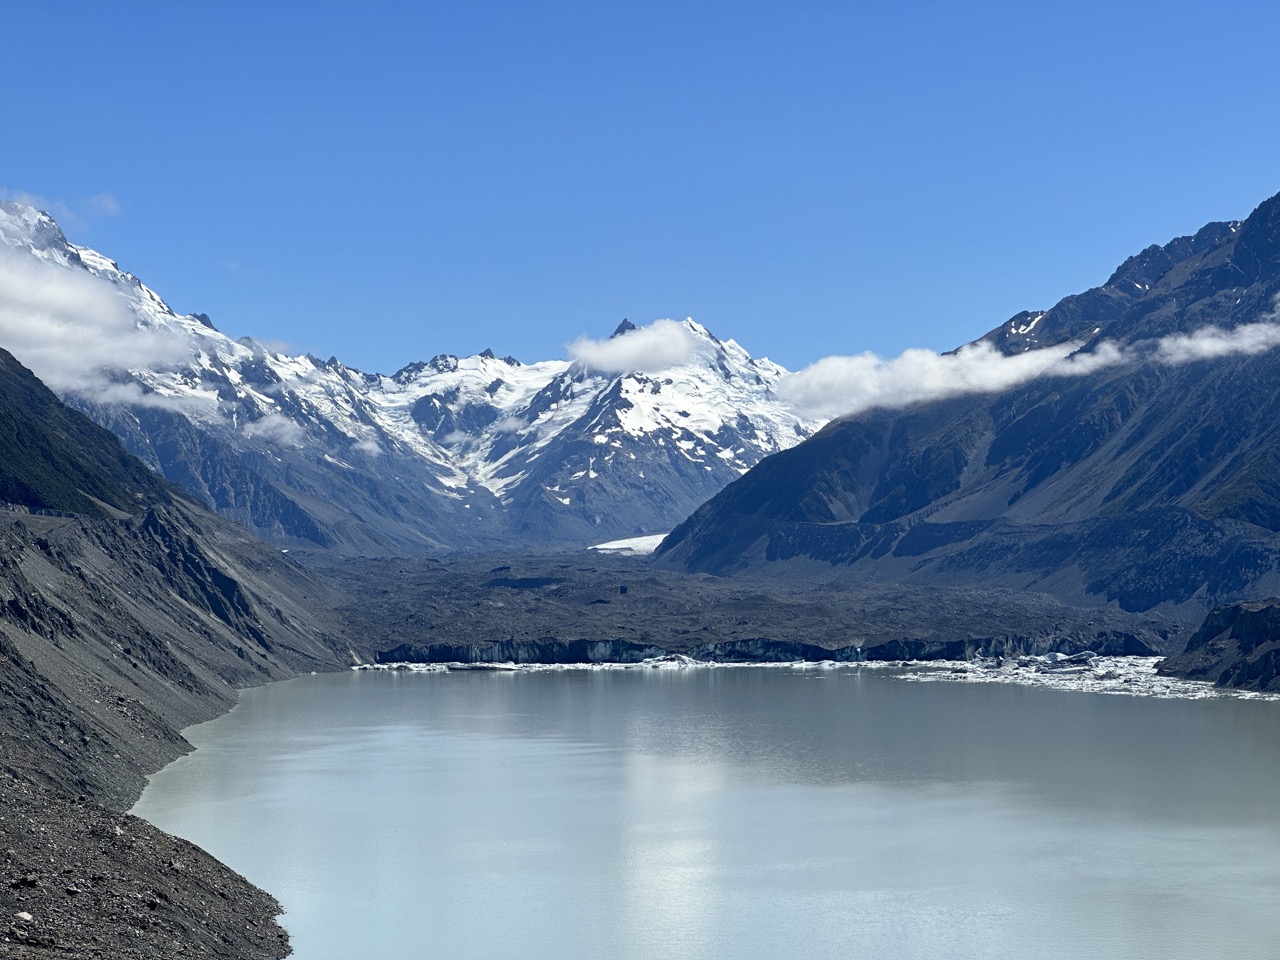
[588,533,668,555]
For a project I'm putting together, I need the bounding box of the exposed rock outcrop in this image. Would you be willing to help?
[1158,598,1280,692]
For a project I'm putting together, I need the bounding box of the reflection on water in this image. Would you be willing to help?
[134,667,1280,960]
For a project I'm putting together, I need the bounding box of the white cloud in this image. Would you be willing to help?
[83,192,123,217]
[1151,321,1280,364]
[85,380,209,412]
[778,340,1084,420]
[353,438,383,456]
[0,247,190,394]
[781,319,1280,420]
[491,417,524,434]
[242,413,305,447]
[568,319,708,374]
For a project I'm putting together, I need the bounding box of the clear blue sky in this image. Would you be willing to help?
[5,2,1279,374]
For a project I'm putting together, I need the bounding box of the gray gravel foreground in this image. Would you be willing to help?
[0,771,289,959]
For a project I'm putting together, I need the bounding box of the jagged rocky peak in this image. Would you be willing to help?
[0,200,195,336]
[471,347,521,366]
[0,200,73,257]
[612,318,638,338]
[391,359,431,382]
[463,349,524,367]
[1102,220,1239,293]
[977,198,1280,357]
[393,354,465,381]
[1231,190,1280,284]
[393,348,525,384]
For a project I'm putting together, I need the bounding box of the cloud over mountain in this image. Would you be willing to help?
[567,319,710,373]
[0,247,188,395]
[780,317,1280,420]
[777,340,1084,420]
[1151,321,1280,365]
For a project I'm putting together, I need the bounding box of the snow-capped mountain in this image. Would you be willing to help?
[0,201,819,552]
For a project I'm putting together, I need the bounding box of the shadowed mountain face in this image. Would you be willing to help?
[657,192,1280,621]
[0,347,178,518]
[0,350,357,796]
[0,348,357,958]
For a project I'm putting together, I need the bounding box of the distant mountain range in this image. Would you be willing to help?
[658,191,1280,628]
[5,192,1280,695]
[0,200,818,553]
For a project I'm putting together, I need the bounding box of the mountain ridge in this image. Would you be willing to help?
[657,190,1280,630]
[0,199,819,553]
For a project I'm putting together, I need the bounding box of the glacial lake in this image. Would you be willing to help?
[134,665,1280,960]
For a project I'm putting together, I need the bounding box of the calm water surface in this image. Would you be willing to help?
[133,667,1280,960]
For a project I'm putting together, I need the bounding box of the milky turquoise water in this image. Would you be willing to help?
[133,667,1280,960]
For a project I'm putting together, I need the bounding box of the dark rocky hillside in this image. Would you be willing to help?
[1158,598,1280,692]
[0,348,177,519]
[657,192,1280,632]
[0,350,360,958]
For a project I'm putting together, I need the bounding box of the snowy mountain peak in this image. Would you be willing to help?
[0,201,70,259]
[0,200,823,551]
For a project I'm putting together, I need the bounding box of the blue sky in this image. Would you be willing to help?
[5,2,1280,375]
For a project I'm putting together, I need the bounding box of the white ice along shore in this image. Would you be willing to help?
[356,653,1277,701]
[898,652,1280,700]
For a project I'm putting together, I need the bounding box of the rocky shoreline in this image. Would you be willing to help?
[0,505,360,960]
[1,771,290,959]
